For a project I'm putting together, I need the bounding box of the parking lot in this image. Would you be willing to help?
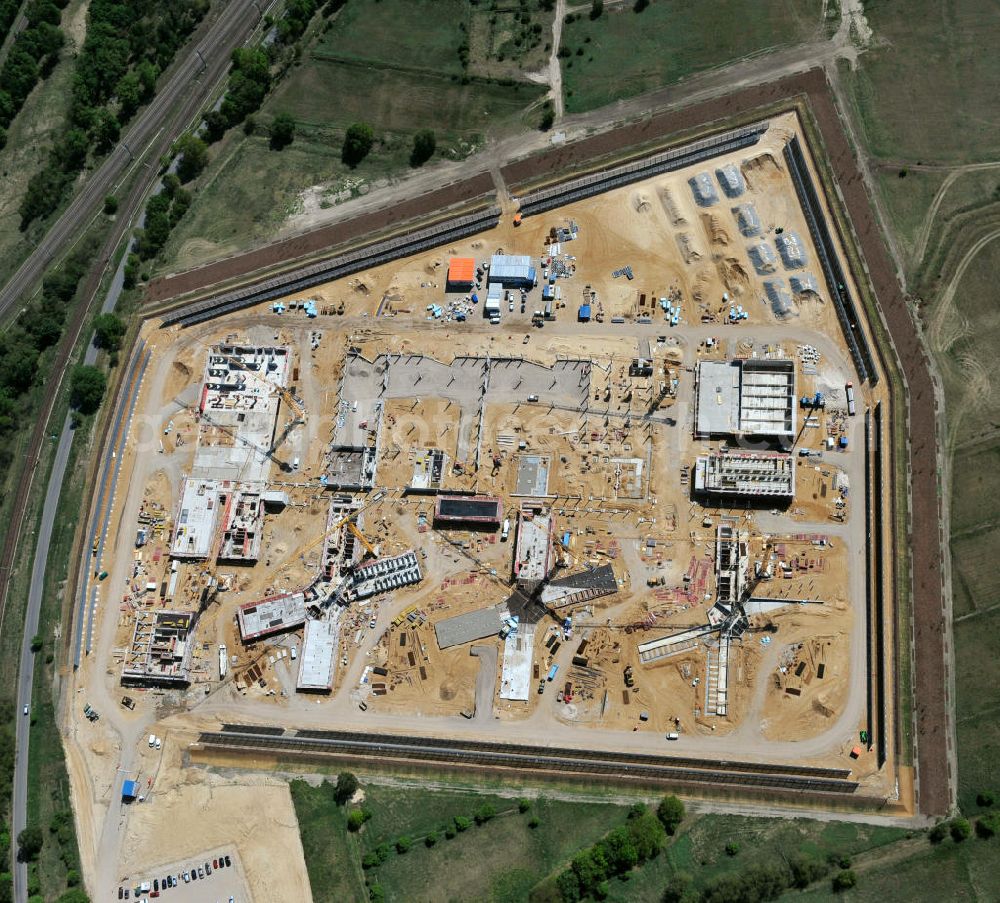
[118,846,251,902]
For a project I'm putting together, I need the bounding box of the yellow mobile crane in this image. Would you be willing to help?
[272,497,380,577]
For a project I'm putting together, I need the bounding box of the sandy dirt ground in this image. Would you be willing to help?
[62,110,903,901]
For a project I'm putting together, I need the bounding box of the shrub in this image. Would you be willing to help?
[16,827,42,862]
[474,803,496,825]
[725,841,740,857]
[346,808,370,832]
[69,365,106,414]
[977,791,995,808]
[975,812,1000,838]
[633,0,649,10]
[518,799,531,813]
[454,815,471,832]
[424,831,438,847]
[30,635,42,652]
[103,195,118,215]
[929,821,948,844]
[395,835,411,854]
[951,817,972,842]
[93,313,125,351]
[832,869,857,892]
[589,0,603,18]
[528,816,540,829]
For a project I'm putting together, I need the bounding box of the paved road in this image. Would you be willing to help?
[0,0,263,323]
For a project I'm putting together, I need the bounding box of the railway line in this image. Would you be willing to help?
[198,726,860,797]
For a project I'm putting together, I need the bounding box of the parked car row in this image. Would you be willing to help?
[118,854,233,899]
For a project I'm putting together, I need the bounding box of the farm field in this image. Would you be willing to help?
[559,0,826,114]
[843,0,1000,165]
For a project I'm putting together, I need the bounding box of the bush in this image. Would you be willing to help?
[395,835,411,854]
[346,808,370,832]
[342,122,374,167]
[410,128,436,167]
[103,194,118,215]
[832,869,857,892]
[656,795,685,835]
[518,798,531,813]
[69,365,106,414]
[662,871,694,903]
[976,812,1000,838]
[424,831,438,847]
[333,771,359,804]
[929,821,948,844]
[789,854,829,888]
[29,635,42,652]
[725,841,740,857]
[474,803,496,825]
[454,815,472,832]
[951,817,972,842]
[633,0,649,10]
[977,791,995,808]
[269,111,295,150]
[368,886,385,903]
[589,0,603,18]
[528,815,540,829]
[444,825,457,839]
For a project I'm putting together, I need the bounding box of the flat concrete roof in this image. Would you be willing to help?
[499,630,533,701]
[171,478,224,559]
[515,455,550,496]
[695,359,795,438]
[696,361,741,435]
[514,508,553,584]
[297,616,338,691]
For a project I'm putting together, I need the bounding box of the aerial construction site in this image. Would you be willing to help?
[64,110,903,899]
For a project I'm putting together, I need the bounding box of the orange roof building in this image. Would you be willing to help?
[447,257,475,288]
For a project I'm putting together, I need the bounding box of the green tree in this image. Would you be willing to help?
[539,101,555,131]
[103,194,118,215]
[589,0,603,18]
[951,817,972,842]
[518,798,531,813]
[976,812,1000,838]
[662,871,694,903]
[269,112,295,150]
[833,869,857,892]
[30,635,42,652]
[929,821,948,843]
[69,365,106,414]
[424,830,438,847]
[410,129,436,167]
[633,0,649,10]
[93,313,125,351]
[333,771,358,804]
[725,841,740,856]
[656,795,685,835]
[175,133,208,183]
[346,808,369,832]
[977,791,995,807]
[342,122,374,167]
[92,108,120,153]
[202,110,227,143]
[454,815,471,832]
[395,835,411,853]
[474,803,496,825]
[16,826,42,862]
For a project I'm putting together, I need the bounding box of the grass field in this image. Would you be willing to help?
[157,0,545,274]
[873,169,945,270]
[289,778,632,903]
[314,0,469,75]
[559,0,825,115]
[601,813,907,902]
[844,1,1000,164]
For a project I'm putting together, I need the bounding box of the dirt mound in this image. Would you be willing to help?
[701,213,731,246]
[718,257,751,294]
[676,233,702,264]
[692,268,713,304]
[439,682,457,701]
[742,152,783,190]
[632,192,652,213]
[658,186,687,226]
[172,361,191,378]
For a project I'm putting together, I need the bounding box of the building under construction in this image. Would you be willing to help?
[694,451,795,500]
[217,483,266,562]
[121,610,194,687]
[237,591,308,642]
[513,503,555,589]
[695,359,796,442]
[433,494,503,528]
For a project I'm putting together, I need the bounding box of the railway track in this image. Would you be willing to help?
[198,726,859,796]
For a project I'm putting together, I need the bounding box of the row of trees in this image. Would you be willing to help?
[19,0,209,229]
[0,0,69,150]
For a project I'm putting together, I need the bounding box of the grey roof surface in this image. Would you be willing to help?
[549,564,618,593]
[434,603,507,649]
[696,360,741,435]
